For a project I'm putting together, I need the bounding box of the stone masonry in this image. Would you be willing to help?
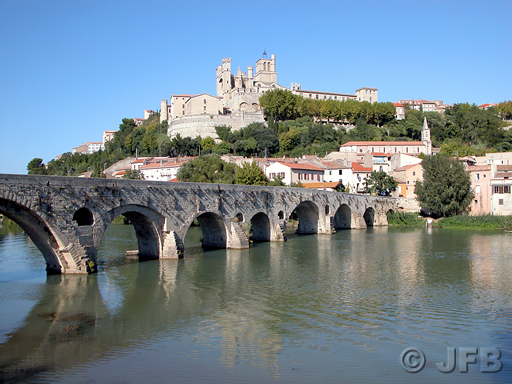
[0,174,398,274]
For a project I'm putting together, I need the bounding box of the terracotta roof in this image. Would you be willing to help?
[351,163,372,172]
[467,165,491,171]
[341,141,424,146]
[497,165,512,171]
[394,164,421,172]
[393,103,404,107]
[303,182,340,189]
[274,162,323,171]
[371,152,390,157]
[139,160,188,169]
[494,172,512,179]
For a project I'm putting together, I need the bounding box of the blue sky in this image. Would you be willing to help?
[1,0,510,174]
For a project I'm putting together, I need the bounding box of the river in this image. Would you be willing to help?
[0,222,511,383]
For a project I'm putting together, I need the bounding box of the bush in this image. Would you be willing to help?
[434,214,512,229]
[386,211,425,226]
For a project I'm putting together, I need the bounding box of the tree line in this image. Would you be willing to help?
[28,92,512,181]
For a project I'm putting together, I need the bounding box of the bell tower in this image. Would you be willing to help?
[422,117,432,155]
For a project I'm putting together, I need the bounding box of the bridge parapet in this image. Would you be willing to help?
[0,174,398,274]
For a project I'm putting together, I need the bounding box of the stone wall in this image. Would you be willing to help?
[0,174,398,274]
[167,111,265,139]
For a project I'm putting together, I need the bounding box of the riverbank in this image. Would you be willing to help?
[387,211,512,230]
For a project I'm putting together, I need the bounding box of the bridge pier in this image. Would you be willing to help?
[161,231,184,259]
[227,222,250,249]
[0,174,397,274]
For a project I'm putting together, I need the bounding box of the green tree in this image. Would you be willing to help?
[364,171,398,196]
[201,136,216,153]
[235,162,269,186]
[268,174,285,186]
[122,169,143,180]
[414,154,474,217]
[177,155,236,184]
[496,101,512,120]
[214,141,232,155]
[27,158,46,175]
[259,89,301,121]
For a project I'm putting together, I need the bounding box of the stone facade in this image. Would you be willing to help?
[163,54,378,140]
[0,174,398,274]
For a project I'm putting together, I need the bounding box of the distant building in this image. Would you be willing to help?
[398,99,447,113]
[72,142,104,154]
[393,102,405,120]
[265,161,324,185]
[351,163,373,193]
[491,165,512,215]
[390,163,423,199]
[138,158,189,182]
[160,54,377,140]
[466,165,492,215]
[103,130,116,144]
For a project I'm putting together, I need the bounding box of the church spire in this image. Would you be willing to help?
[421,117,432,155]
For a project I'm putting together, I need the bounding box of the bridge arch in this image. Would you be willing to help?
[363,207,376,227]
[102,205,164,259]
[292,201,319,234]
[0,198,65,274]
[333,204,351,230]
[187,212,228,249]
[250,212,271,241]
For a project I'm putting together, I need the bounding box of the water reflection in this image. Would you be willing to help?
[0,225,511,383]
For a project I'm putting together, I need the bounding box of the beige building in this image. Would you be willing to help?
[390,163,423,199]
[290,85,378,104]
[160,54,377,140]
[491,165,512,215]
[72,142,103,154]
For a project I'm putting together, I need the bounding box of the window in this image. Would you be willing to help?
[476,185,481,194]
[476,173,480,180]
[499,199,504,206]
[413,171,416,176]
[339,170,342,175]
[493,186,511,194]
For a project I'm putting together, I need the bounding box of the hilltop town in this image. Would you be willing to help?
[33,53,512,217]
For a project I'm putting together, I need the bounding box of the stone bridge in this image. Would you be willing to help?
[0,174,399,274]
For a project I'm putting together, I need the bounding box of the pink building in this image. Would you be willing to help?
[467,165,492,215]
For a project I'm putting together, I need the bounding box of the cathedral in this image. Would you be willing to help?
[160,53,377,140]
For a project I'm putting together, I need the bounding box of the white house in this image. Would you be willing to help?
[139,159,189,181]
[265,161,324,185]
[351,163,373,193]
[312,160,353,189]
